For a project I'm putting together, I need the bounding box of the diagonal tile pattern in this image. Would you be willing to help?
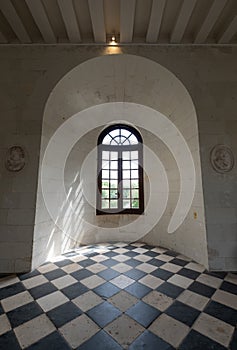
[0,242,236,349]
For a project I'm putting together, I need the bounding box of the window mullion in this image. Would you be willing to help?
[118,150,122,211]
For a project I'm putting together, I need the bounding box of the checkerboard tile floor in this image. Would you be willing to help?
[0,242,237,349]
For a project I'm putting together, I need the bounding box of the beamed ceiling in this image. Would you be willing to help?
[0,0,237,45]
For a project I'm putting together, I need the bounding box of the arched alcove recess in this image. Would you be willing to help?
[32,54,208,269]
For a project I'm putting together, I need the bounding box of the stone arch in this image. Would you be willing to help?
[32,54,208,269]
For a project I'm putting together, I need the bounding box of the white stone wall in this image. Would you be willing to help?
[0,46,236,272]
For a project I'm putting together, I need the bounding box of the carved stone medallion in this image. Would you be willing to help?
[5,146,26,172]
[210,144,234,173]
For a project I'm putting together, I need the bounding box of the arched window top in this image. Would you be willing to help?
[98,124,143,146]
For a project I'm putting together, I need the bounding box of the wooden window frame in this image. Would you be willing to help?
[96,124,144,215]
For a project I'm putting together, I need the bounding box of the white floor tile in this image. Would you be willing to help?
[14,314,55,349]
[177,290,209,311]
[111,263,132,273]
[51,275,77,289]
[212,289,237,310]
[160,263,182,273]
[225,273,237,285]
[22,275,48,289]
[185,262,205,273]
[0,275,20,289]
[37,263,58,274]
[59,314,99,348]
[143,291,174,311]
[196,274,222,289]
[86,263,107,273]
[80,275,105,289]
[139,275,163,289]
[136,263,157,273]
[73,291,103,312]
[0,314,11,336]
[193,313,234,347]
[109,291,138,312]
[37,291,69,312]
[110,275,134,289]
[112,255,130,262]
[62,263,82,274]
[134,255,152,262]
[104,314,144,349]
[149,314,189,348]
[91,255,109,262]
[155,254,174,262]
[1,291,33,312]
[167,275,193,289]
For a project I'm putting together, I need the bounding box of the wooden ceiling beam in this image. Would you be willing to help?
[58,0,81,43]
[25,0,56,44]
[120,0,136,43]
[171,0,197,43]
[88,0,106,43]
[218,15,237,43]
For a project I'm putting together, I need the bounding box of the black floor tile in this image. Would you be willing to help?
[142,245,154,250]
[93,282,120,298]
[151,269,173,281]
[25,331,71,350]
[157,282,184,298]
[125,282,152,299]
[171,258,188,267]
[0,331,21,350]
[126,301,161,327]
[104,251,118,258]
[101,259,118,268]
[129,330,174,350]
[47,301,82,328]
[125,259,142,267]
[123,245,137,250]
[0,304,4,315]
[18,270,40,281]
[77,259,96,268]
[54,259,74,267]
[179,330,226,350]
[204,271,227,279]
[44,269,67,281]
[204,300,237,326]
[29,282,57,299]
[230,328,237,350]
[178,268,200,280]
[70,269,93,281]
[144,251,159,258]
[0,282,25,300]
[61,282,89,299]
[188,281,215,298]
[86,301,121,328]
[124,269,146,281]
[77,330,122,350]
[165,300,200,327]
[220,281,237,295]
[97,268,120,281]
[123,251,139,258]
[63,251,78,258]
[7,301,43,328]
[164,250,178,257]
[148,259,165,267]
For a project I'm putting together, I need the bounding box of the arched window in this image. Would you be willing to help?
[97,124,144,214]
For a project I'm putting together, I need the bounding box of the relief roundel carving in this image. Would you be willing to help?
[210,145,234,173]
[5,146,26,172]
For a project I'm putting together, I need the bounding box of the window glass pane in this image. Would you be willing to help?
[120,136,127,144]
[102,170,109,179]
[102,160,109,169]
[129,134,138,144]
[109,129,120,138]
[131,160,138,169]
[132,189,139,198]
[131,151,138,160]
[110,189,118,199]
[123,189,130,199]
[102,200,109,209]
[110,180,118,188]
[102,151,110,160]
[111,139,118,145]
[123,161,130,169]
[102,135,112,144]
[123,200,131,208]
[123,180,130,188]
[121,129,131,138]
[102,180,109,188]
[122,151,130,160]
[123,170,130,179]
[111,152,118,160]
[110,200,118,208]
[132,199,139,208]
[131,170,139,178]
[122,139,130,145]
[110,161,118,170]
[110,171,118,179]
[131,180,139,188]
[102,190,109,198]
